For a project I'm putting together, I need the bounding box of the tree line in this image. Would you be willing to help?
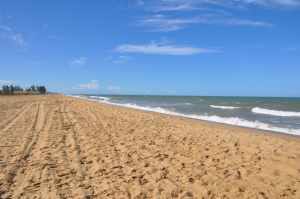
[0,85,47,95]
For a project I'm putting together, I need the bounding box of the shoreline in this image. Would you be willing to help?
[1,95,300,198]
[70,95,300,139]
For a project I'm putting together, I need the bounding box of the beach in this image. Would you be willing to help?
[0,95,299,198]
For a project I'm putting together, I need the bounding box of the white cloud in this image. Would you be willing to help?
[137,0,293,31]
[155,0,300,8]
[221,18,273,27]
[139,14,272,31]
[0,25,12,32]
[154,2,201,11]
[138,14,200,32]
[0,80,14,86]
[74,80,99,90]
[242,0,300,6]
[0,25,26,47]
[10,33,26,46]
[136,0,145,6]
[70,57,87,65]
[107,55,132,64]
[283,47,298,52]
[116,42,218,55]
[107,85,121,92]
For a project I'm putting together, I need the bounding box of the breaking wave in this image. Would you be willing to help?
[252,107,300,117]
[88,96,110,101]
[71,95,300,136]
[210,105,240,110]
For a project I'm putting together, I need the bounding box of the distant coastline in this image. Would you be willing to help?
[0,85,47,95]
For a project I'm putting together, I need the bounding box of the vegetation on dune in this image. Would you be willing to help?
[0,85,47,95]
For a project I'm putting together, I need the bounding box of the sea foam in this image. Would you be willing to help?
[252,107,300,117]
[89,96,110,101]
[71,95,300,136]
[112,103,300,136]
[210,105,240,110]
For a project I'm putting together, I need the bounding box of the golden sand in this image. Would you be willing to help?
[0,95,299,198]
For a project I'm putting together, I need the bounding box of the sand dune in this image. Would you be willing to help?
[0,95,299,198]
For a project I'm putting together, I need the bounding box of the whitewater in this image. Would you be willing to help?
[252,107,300,117]
[210,105,240,110]
[70,95,300,136]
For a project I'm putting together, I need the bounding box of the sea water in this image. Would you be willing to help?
[74,95,300,136]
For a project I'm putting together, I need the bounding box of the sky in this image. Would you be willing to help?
[0,0,299,97]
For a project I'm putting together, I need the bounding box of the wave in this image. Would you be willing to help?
[112,103,300,135]
[71,95,300,136]
[252,107,300,117]
[210,105,240,110]
[89,96,110,101]
[161,102,193,107]
[66,95,82,98]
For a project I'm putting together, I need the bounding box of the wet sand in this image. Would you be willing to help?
[0,95,299,198]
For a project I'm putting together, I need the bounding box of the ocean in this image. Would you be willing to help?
[73,95,300,136]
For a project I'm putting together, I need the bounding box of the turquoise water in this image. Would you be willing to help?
[77,95,300,135]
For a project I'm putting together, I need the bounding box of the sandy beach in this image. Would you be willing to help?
[0,95,299,199]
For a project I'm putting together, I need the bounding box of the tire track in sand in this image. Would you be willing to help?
[67,102,128,198]
[0,103,32,133]
[8,102,58,199]
[35,102,74,199]
[60,101,95,198]
[0,103,39,197]
[10,101,83,199]
[1,102,46,198]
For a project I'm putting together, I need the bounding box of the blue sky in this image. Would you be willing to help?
[0,0,299,97]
